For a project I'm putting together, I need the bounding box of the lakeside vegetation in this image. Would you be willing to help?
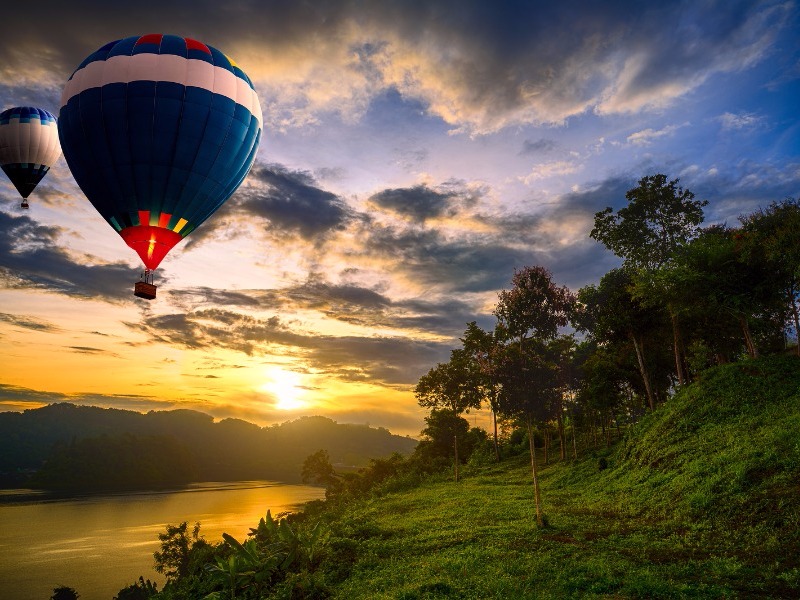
[109,354,799,599]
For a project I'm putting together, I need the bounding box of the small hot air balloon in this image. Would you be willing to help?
[0,107,62,209]
[58,34,262,299]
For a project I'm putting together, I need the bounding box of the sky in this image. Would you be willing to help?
[0,0,798,436]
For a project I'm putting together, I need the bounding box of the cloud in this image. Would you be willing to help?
[369,185,458,222]
[520,138,558,155]
[127,306,452,386]
[0,1,791,135]
[718,111,762,131]
[520,160,582,184]
[626,123,685,146]
[0,383,178,413]
[0,312,61,333]
[0,210,142,302]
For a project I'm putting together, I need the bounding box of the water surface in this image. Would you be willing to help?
[0,481,325,600]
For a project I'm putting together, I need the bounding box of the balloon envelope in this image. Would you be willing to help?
[0,107,61,203]
[58,34,262,270]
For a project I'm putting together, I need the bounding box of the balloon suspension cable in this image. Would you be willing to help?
[141,269,154,285]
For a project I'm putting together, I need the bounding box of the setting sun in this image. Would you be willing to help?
[260,367,308,411]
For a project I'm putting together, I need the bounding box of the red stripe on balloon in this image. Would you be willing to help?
[185,38,212,55]
[136,34,163,47]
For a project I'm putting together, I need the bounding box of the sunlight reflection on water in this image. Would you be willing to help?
[0,481,325,600]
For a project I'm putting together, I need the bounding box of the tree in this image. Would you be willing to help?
[493,338,560,526]
[51,587,79,600]
[739,198,800,354]
[415,409,470,464]
[591,174,707,385]
[114,577,158,600]
[494,266,574,347]
[414,348,483,414]
[461,321,503,460]
[576,268,669,410]
[153,521,201,581]
[493,266,573,527]
[415,343,486,477]
[301,449,339,487]
[654,225,782,362]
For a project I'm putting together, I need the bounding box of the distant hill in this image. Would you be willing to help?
[0,404,418,490]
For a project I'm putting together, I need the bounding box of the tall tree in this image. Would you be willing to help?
[415,348,483,472]
[575,268,668,410]
[493,266,574,526]
[739,198,800,355]
[591,174,707,385]
[654,225,781,362]
[461,321,503,461]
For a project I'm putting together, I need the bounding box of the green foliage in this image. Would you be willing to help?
[114,577,158,600]
[590,173,707,271]
[301,450,339,487]
[154,522,203,581]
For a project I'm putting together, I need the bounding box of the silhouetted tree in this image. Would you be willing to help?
[154,521,201,581]
[50,586,79,600]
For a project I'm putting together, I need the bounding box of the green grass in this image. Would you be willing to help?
[314,355,800,599]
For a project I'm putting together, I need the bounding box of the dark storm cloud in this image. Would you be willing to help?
[2,1,790,130]
[160,164,354,249]
[284,276,485,335]
[0,210,141,302]
[237,165,352,240]
[362,224,533,293]
[369,185,455,222]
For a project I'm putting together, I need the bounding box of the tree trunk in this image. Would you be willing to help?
[454,435,459,482]
[789,288,800,356]
[526,417,544,527]
[670,309,686,385]
[739,315,758,358]
[492,408,500,461]
[570,407,578,459]
[631,332,655,411]
[543,428,549,465]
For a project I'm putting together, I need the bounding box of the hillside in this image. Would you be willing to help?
[0,404,417,489]
[303,355,800,598]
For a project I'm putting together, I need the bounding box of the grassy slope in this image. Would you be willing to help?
[322,356,800,599]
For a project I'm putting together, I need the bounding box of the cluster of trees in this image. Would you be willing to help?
[414,174,800,525]
[0,405,416,489]
[31,434,198,491]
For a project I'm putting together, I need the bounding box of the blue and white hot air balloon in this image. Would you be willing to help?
[58,34,262,299]
[0,107,62,209]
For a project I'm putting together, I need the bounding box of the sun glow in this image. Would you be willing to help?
[260,367,309,410]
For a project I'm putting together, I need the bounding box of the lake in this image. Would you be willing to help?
[0,481,326,600]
